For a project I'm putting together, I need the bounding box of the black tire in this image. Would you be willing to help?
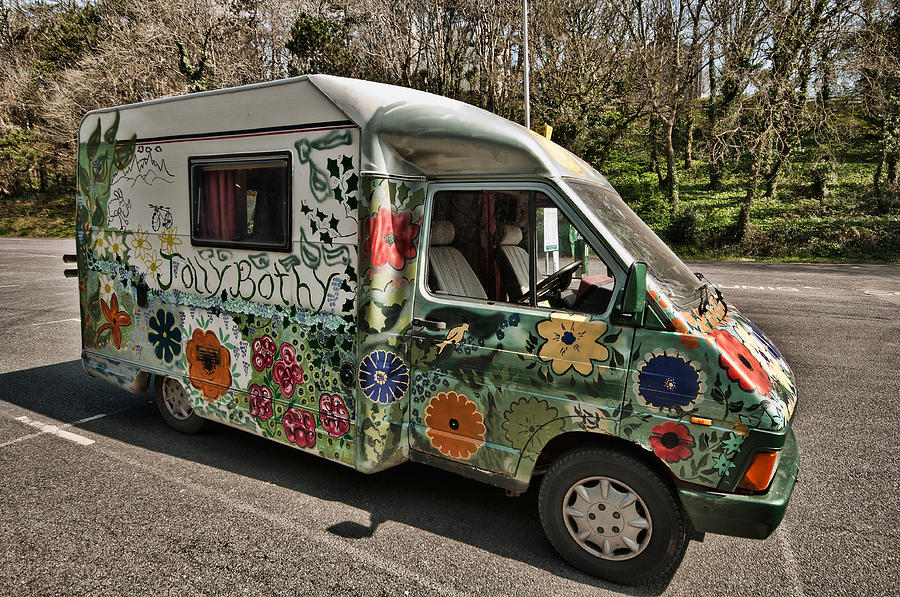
[154,375,205,434]
[538,447,689,584]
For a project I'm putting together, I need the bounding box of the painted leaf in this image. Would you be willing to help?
[87,119,101,159]
[104,112,120,145]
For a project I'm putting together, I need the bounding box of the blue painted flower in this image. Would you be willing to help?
[636,353,701,409]
[148,309,182,363]
[359,349,409,404]
[508,313,520,327]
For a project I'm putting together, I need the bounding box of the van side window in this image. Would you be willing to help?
[190,154,291,251]
[426,190,615,315]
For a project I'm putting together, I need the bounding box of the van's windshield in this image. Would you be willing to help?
[566,179,700,307]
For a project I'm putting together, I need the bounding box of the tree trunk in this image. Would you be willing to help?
[737,150,764,240]
[684,106,695,170]
[763,151,786,199]
[649,115,663,186]
[665,115,679,205]
[707,34,722,191]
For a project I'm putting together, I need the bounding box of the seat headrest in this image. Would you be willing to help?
[498,225,523,246]
[430,220,456,246]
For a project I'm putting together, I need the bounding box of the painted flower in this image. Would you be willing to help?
[502,397,564,451]
[186,329,232,401]
[107,231,126,260]
[251,335,277,371]
[282,407,316,448]
[536,312,609,376]
[425,391,485,459]
[93,234,106,254]
[362,208,420,270]
[712,452,736,476]
[147,309,182,363]
[272,342,304,398]
[711,329,772,396]
[359,349,409,404]
[248,384,274,421]
[98,275,116,303]
[158,229,182,254]
[735,323,794,393]
[635,350,704,410]
[129,227,153,260]
[97,293,132,350]
[649,420,694,462]
[320,393,351,437]
[143,253,163,276]
[722,432,745,454]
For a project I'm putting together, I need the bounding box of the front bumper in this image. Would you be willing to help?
[678,428,799,539]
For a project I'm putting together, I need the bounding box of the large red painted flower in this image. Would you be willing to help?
[248,384,273,421]
[649,420,694,462]
[273,343,304,398]
[362,208,419,270]
[282,407,316,448]
[251,335,276,371]
[319,393,350,437]
[711,329,772,395]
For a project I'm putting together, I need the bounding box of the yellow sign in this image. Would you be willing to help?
[535,124,553,140]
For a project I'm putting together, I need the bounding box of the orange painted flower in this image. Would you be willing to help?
[425,391,485,459]
[186,329,232,401]
[97,293,132,349]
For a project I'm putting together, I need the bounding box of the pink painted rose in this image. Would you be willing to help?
[272,342,304,398]
[320,393,351,437]
[282,407,316,448]
[248,384,273,421]
[252,335,277,371]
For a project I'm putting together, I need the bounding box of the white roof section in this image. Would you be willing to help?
[83,75,611,185]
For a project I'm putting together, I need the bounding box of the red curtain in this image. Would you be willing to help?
[202,170,237,240]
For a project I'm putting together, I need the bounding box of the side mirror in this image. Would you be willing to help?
[619,261,647,325]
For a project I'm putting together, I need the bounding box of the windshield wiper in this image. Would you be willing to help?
[694,272,727,316]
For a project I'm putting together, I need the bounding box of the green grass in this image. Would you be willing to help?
[605,151,900,263]
[0,191,76,237]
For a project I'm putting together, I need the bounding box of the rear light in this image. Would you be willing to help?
[738,450,781,491]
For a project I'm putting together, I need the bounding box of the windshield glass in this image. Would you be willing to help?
[567,179,700,306]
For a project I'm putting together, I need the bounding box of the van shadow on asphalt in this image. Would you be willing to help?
[0,360,677,595]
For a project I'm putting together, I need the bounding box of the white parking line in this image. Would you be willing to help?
[28,318,79,327]
[1,414,104,448]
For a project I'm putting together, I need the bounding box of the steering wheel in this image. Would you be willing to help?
[518,261,583,304]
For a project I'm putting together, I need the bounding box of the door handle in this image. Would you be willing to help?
[413,317,447,331]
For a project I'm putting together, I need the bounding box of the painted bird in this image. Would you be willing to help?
[436,322,470,354]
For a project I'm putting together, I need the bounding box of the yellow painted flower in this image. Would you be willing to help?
[143,253,163,275]
[158,228,182,254]
[536,312,609,376]
[129,227,152,259]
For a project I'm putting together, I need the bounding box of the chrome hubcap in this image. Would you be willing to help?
[162,378,192,421]
[562,476,652,560]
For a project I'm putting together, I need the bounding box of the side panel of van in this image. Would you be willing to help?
[76,95,364,467]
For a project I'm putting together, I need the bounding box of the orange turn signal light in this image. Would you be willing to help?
[690,416,712,426]
[738,451,781,491]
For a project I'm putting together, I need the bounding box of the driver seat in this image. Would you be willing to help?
[497,225,529,301]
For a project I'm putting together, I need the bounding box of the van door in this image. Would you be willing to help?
[407,185,635,477]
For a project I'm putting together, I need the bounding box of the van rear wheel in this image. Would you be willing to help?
[155,376,205,434]
[538,447,688,584]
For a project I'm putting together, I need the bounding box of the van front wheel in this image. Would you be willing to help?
[538,448,688,584]
[155,376,205,434]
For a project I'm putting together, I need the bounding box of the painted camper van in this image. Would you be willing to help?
[74,75,799,583]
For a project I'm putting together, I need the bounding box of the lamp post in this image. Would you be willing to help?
[523,0,530,130]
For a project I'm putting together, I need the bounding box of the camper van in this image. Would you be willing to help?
[74,75,799,584]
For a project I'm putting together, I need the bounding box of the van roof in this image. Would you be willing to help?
[83,74,611,185]
[307,75,610,184]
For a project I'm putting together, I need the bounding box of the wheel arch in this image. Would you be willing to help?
[532,431,678,490]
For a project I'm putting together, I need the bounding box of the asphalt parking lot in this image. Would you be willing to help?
[1,237,898,596]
